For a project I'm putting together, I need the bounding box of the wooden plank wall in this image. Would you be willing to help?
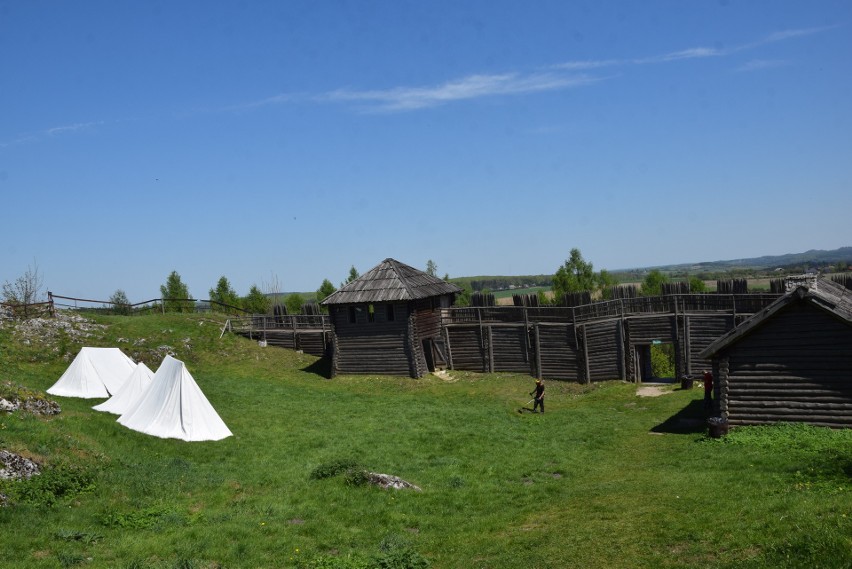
[683,314,735,375]
[490,325,533,374]
[536,324,580,380]
[258,330,328,356]
[442,310,749,383]
[445,326,489,372]
[722,303,852,428]
[583,320,623,382]
[330,305,413,376]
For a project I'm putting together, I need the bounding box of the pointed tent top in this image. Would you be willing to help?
[46,347,136,399]
[321,258,462,305]
[117,355,232,442]
[92,361,155,415]
[700,277,852,359]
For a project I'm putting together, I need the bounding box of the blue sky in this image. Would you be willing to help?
[2,1,850,302]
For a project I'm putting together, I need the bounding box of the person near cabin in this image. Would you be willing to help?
[703,370,714,410]
[530,379,545,413]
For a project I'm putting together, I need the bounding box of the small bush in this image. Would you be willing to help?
[54,528,103,544]
[298,555,372,569]
[309,458,361,480]
[56,550,85,568]
[3,463,96,506]
[374,534,430,569]
[342,468,370,487]
[99,505,177,529]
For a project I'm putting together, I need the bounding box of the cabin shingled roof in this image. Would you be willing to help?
[699,277,852,359]
[320,258,463,305]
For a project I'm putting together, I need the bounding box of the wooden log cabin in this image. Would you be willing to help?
[700,277,852,428]
[320,258,462,378]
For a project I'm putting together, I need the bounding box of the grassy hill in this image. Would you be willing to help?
[0,312,849,568]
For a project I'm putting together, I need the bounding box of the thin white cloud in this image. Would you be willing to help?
[735,59,791,72]
[552,24,836,71]
[322,72,602,112]
[552,59,622,70]
[46,122,101,136]
[635,46,725,64]
[220,93,302,112]
[1,121,102,148]
[224,24,837,115]
[761,26,837,44]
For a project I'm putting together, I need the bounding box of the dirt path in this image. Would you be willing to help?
[636,384,671,397]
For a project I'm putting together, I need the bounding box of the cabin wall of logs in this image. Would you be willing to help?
[715,302,852,428]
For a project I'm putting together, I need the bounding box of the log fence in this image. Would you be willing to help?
[439,293,781,383]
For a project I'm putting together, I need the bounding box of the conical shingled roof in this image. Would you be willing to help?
[321,258,462,305]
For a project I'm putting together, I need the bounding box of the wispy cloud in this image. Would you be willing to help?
[322,72,602,112]
[761,26,837,45]
[219,93,303,113]
[553,25,836,71]
[735,59,791,72]
[635,46,725,64]
[552,59,622,71]
[46,122,101,136]
[1,121,102,149]
[226,24,836,114]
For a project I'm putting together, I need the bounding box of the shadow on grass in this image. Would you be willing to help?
[302,356,332,379]
[650,399,707,434]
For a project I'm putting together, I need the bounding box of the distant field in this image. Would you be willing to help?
[491,286,549,299]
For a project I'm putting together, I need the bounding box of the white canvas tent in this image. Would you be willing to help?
[117,355,232,441]
[47,347,136,399]
[92,362,155,415]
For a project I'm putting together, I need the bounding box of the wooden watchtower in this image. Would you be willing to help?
[321,258,462,378]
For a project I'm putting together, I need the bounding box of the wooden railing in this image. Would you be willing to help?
[48,292,249,315]
[224,314,331,338]
[0,299,54,318]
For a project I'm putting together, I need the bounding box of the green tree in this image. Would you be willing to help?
[209,276,240,312]
[316,279,336,305]
[344,265,360,285]
[640,269,670,296]
[598,269,619,299]
[688,276,707,293]
[552,248,598,301]
[108,289,131,315]
[285,293,304,315]
[160,271,193,313]
[426,259,438,277]
[453,282,473,307]
[242,284,270,314]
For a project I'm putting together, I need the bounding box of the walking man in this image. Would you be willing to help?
[530,379,545,414]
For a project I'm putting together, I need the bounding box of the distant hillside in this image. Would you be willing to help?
[645,246,852,273]
[450,247,851,292]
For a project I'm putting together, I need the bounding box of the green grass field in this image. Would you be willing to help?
[490,286,549,300]
[0,313,849,568]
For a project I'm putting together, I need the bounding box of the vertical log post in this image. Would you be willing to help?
[534,323,542,379]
